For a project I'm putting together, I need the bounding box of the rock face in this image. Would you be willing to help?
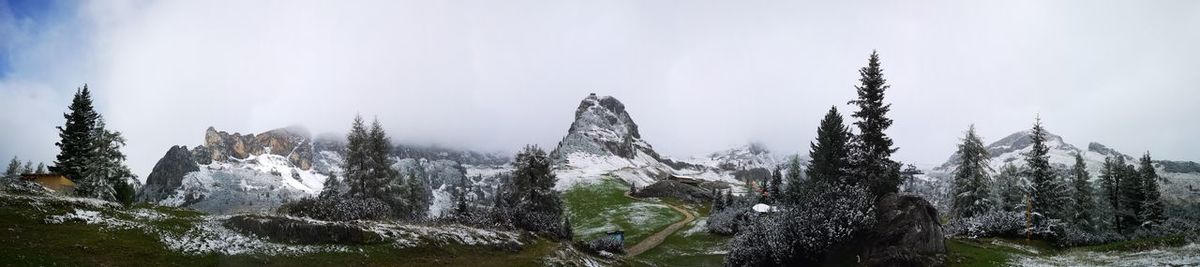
[861,193,946,266]
[201,126,314,170]
[137,145,200,202]
[551,93,661,162]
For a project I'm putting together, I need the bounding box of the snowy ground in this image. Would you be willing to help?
[1018,243,1200,266]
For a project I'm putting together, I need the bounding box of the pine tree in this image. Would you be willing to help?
[454,174,472,217]
[4,157,19,178]
[950,125,993,218]
[807,106,852,186]
[783,156,805,204]
[1070,153,1096,230]
[55,85,100,181]
[1115,156,1142,233]
[1138,152,1165,226]
[367,119,396,199]
[995,163,1025,212]
[1099,157,1122,231]
[35,163,46,174]
[76,119,136,204]
[320,173,344,199]
[712,188,725,211]
[22,161,33,174]
[768,166,782,203]
[405,162,432,220]
[511,145,565,236]
[342,115,371,198]
[847,51,901,197]
[1027,117,1061,223]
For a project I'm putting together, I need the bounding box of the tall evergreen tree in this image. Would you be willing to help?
[367,119,396,199]
[342,115,371,198]
[404,162,432,219]
[453,174,472,217]
[22,161,33,174]
[1099,157,1122,231]
[847,51,901,197]
[1070,153,1096,230]
[807,106,852,186]
[768,166,782,203]
[950,125,993,218]
[319,173,344,199]
[35,163,46,174]
[1138,152,1165,226]
[55,85,100,181]
[76,119,137,204]
[995,163,1025,212]
[1027,117,1062,223]
[4,157,19,178]
[783,155,805,204]
[1115,156,1142,232]
[510,145,566,237]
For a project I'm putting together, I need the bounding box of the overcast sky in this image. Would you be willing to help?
[2,0,1198,179]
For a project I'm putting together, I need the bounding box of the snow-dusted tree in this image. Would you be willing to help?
[76,119,137,204]
[807,106,852,186]
[1026,117,1064,223]
[55,85,100,181]
[453,174,471,217]
[1070,153,1096,230]
[319,173,344,199]
[768,166,782,203]
[404,162,432,220]
[366,119,397,199]
[782,155,805,204]
[21,161,33,174]
[1138,152,1165,226]
[847,51,902,197]
[711,188,725,212]
[1099,157,1122,231]
[994,163,1025,212]
[4,157,19,178]
[1114,156,1141,233]
[951,125,993,218]
[35,163,46,174]
[342,116,371,199]
[509,145,567,239]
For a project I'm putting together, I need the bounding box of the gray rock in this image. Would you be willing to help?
[861,193,946,267]
[137,145,200,202]
[550,93,662,163]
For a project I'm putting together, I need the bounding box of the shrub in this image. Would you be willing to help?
[279,197,391,221]
[576,236,624,256]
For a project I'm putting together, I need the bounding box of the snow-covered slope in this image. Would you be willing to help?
[549,94,777,191]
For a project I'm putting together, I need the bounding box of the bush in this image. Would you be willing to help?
[706,199,752,235]
[279,197,391,221]
[944,211,1027,239]
[726,181,876,266]
[576,236,624,256]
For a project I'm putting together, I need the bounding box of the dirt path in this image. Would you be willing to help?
[623,191,697,257]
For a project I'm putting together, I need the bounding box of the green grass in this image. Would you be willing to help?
[631,201,728,267]
[563,178,683,245]
[0,193,587,266]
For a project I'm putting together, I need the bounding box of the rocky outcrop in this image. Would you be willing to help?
[551,93,662,162]
[202,126,313,170]
[137,146,200,202]
[860,193,946,266]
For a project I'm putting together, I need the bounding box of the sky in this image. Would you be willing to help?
[1,0,1198,180]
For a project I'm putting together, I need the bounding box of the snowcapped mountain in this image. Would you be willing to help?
[138,126,512,216]
[932,130,1132,178]
[549,93,776,190]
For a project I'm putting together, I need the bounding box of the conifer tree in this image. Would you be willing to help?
[55,85,100,181]
[35,163,46,174]
[510,145,565,236]
[995,163,1025,212]
[783,155,805,204]
[77,119,136,204]
[807,106,852,186]
[768,166,782,203]
[405,162,432,219]
[712,188,725,211]
[1027,117,1061,223]
[4,157,19,178]
[1138,152,1165,226]
[342,115,371,198]
[319,173,344,199]
[1115,156,1142,232]
[367,119,396,199]
[454,174,471,217]
[1070,153,1096,230]
[847,51,901,197]
[22,161,33,174]
[951,125,993,218]
[1099,157,1121,231]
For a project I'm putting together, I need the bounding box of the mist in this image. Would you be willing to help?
[2,0,1199,180]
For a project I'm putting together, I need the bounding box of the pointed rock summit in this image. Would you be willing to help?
[551,93,662,162]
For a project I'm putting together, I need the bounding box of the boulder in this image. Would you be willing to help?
[860,193,946,266]
[138,145,200,202]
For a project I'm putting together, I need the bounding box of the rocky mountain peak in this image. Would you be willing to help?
[199,126,314,170]
[552,94,660,161]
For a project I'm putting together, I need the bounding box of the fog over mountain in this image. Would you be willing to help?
[2,0,1199,178]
